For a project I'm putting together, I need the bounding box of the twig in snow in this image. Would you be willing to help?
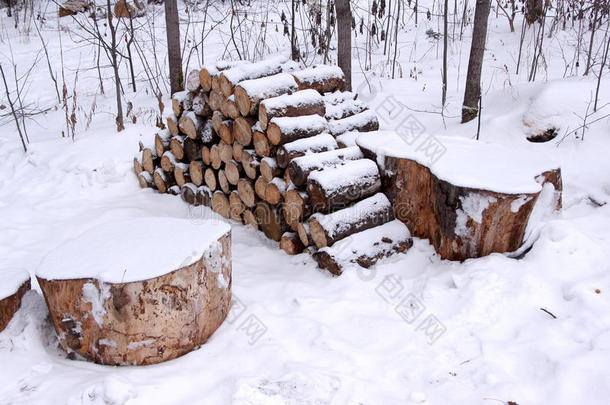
[540,307,557,319]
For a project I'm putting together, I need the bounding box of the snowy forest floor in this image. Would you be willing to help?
[1,1,610,404]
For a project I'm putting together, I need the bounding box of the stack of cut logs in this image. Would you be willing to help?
[134,56,412,274]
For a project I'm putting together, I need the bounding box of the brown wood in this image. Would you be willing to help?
[138,172,154,188]
[313,221,413,275]
[229,190,246,218]
[199,67,214,91]
[254,177,268,200]
[255,201,288,242]
[171,91,193,118]
[237,178,257,207]
[183,137,201,162]
[169,135,186,160]
[297,222,312,247]
[275,133,338,168]
[210,145,222,169]
[287,146,363,187]
[232,142,244,162]
[204,168,218,191]
[133,157,143,175]
[212,191,230,218]
[142,148,158,175]
[189,161,204,186]
[306,159,381,213]
[167,115,179,136]
[233,117,256,146]
[259,89,325,130]
[243,209,259,230]
[178,113,205,140]
[0,279,31,332]
[201,146,211,166]
[283,190,311,229]
[327,109,379,136]
[174,163,191,187]
[264,178,286,205]
[208,90,225,112]
[160,151,178,172]
[260,157,282,182]
[218,169,231,194]
[241,150,260,179]
[266,115,328,146]
[292,66,347,93]
[219,141,234,164]
[225,159,243,185]
[167,185,181,196]
[218,120,234,144]
[325,98,368,120]
[218,61,283,98]
[155,131,171,157]
[309,193,394,248]
[212,111,225,134]
[220,96,240,119]
[280,232,305,255]
[181,183,199,205]
[153,168,176,193]
[233,73,298,116]
[37,231,231,366]
[253,130,275,157]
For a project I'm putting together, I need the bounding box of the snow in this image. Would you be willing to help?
[357,131,560,194]
[238,73,297,98]
[222,55,288,84]
[282,133,337,153]
[325,98,368,120]
[311,193,392,238]
[260,89,323,111]
[454,194,498,238]
[335,130,361,147]
[317,220,411,263]
[323,91,358,105]
[1,1,610,404]
[36,218,230,283]
[269,114,328,133]
[292,65,345,85]
[290,146,364,171]
[328,109,379,135]
[307,159,379,191]
[0,268,29,300]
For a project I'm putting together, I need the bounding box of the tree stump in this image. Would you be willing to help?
[36,218,232,366]
[0,269,31,332]
[357,132,562,261]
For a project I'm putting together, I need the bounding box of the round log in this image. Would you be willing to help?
[36,218,232,366]
[0,269,31,332]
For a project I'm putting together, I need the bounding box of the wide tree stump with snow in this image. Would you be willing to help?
[0,269,31,332]
[357,132,562,261]
[36,218,232,366]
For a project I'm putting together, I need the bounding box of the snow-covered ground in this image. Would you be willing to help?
[0,1,609,404]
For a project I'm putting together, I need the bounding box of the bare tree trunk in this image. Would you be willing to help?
[335,0,352,91]
[291,0,298,60]
[107,0,124,131]
[585,0,599,76]
[461,0,491,123]
[0,64,27,152]
[442,0,448,106]
[165,0,183,94]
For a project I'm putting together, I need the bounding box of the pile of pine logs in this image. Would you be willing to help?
[134,57,413,274]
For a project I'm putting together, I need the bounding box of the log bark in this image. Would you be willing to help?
[233,73,298,116]
[233,117,257,146]
[306,159,381,213]
[276,133,337,168]
[280,232,305,255]
[313,220,412,275]
[258,89,325,130]
[0,278,30,332]
[183,137,202,162]
[266,115,328,145]
[189,161,205,186]
[37,231,231,366]
[292,65,347,93]
[309,193,394,248]
[288,146,363,187]
[255,201,288,241]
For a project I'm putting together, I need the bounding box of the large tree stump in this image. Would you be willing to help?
[0,269,31,332]
[36,218,232,366]
[357,132,562,261]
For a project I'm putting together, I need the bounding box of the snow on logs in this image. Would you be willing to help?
[357,132,563,261]
[36,218,231,365]
[135,56,408,273]
[0,269,31,332]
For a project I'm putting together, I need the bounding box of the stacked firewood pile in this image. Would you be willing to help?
[134,56,413,274]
